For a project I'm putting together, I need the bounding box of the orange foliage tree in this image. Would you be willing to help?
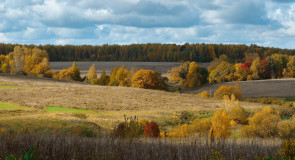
[132,69,167,90]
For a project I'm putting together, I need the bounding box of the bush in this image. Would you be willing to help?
[114,116,150,138]
[196,91,211,98]
[144,122,160,138]
[241,107,281,138]
[214,84,242,100]
[132,69,167,90]
[228,106,248,124]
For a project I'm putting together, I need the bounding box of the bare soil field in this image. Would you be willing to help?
[50,61,210,76]
[185,78,295,98]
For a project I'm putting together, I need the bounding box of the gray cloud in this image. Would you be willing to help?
[0,0,295,49]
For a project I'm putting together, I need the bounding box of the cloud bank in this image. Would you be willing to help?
[0,0,294,48]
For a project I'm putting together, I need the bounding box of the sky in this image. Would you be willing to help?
[0,0,295,49]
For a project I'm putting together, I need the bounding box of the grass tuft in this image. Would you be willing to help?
[45,106,93,113]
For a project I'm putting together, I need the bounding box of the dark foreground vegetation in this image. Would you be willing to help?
[1,132,294,160]
[0,43,294,62]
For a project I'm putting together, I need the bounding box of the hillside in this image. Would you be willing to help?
[0,74,270,111]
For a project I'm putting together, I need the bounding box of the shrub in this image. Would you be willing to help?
[196,91,211,98]
[278,121,292,138]
[241,107,281,138]
[90,78,99,85]
[144,122,160,138]
[0,128,7,135]
[114,116,149,138]
[214,84,242,100]
[191,118,211,137]
[228,106,248,124]
[279,138,295,159]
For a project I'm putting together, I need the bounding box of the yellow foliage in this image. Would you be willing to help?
[109,66,131,87]
[185,62,202,88]
[228,105,248,124]
[169,118,211,138]
[196,90,211,98]
[58,62,81,81]
[241,107,281,138]
[214,84,242,100]
[230,120,237,126]
[278,121,292,138]
[210,109,231,138]
[87,64,97,81]
[132,69,165,89]
[0,128,7,135]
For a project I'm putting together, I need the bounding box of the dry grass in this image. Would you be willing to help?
[0,133,283,160]
[0,74,288,131]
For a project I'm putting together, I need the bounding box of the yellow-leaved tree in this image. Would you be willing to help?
[87,64,97,82]
[241,107,281,138]
[58,62,80,81]
[132,69,166,90]
[209,109,231,138]
[214,84,242,100]
[109,66,131,87]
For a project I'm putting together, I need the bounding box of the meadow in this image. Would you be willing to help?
[0,69,294,159]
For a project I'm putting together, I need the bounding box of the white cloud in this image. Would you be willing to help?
[0,0,295,48]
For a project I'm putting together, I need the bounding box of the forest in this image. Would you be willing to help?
[0,43,295,62]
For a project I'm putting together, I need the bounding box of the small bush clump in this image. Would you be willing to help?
[144,122,160,138]
[214,84,242,100]
[196,90,211,98]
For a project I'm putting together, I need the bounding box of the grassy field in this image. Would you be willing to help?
[0,74,290,132]
[0,74,294,159]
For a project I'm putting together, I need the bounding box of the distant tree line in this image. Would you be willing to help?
[0,43,294,62]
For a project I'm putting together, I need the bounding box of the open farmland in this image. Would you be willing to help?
[185,78,295,98]
[50,61,210,76]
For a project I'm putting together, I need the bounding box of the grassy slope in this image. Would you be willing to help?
[0,74,290,133]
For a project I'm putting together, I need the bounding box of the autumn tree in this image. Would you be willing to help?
[209,109,231,138]
[87,64,97,82]
[209,61,235,83]
[167,61,190,85]
[11,46,25,74]
[109,66,131,87]
[132,69,167,90]
[241,107,281,138]
[58,62,80,81]
[214,84,242,100]
[287,56,295,77]
[185,62,201,88]
[98,70,110,85]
